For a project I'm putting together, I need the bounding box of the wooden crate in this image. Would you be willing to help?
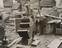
[43,23,54,34]
[56,28,62,34]
[3,0,13,8]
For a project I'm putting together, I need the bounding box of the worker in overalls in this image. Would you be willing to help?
[36,11,47,35]
[0,13,9,48]
[0,14,6,48]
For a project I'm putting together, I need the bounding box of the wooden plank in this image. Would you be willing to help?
[7,37,22,47]
[43,14,62,19]
[47,39,62,48]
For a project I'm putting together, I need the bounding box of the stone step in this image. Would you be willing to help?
[8,23,15,26]
[20,23,30,24]
[16,44,31,48]
[9,18,15,21]
[17,29,29,32]
[32,40,40,46]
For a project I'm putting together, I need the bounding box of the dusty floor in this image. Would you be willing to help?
[6,33,62,48]
[31,34,62,48]
[5,23,62,48]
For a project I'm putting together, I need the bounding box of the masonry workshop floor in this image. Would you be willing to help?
[9,34,62,48]
[31,34,62,48]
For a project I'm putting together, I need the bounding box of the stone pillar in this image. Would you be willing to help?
[0,0,4,8]
[56,0,62,8]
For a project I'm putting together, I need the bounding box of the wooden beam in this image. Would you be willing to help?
[47,20,61,23]
[43,14,62,19]
[7,37,22,47]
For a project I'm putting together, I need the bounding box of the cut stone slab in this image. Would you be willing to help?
[16,44,31,48]
[33,36,39,40]
[32,40,40,46]
[59,37,62,40]
[47,39,62,48]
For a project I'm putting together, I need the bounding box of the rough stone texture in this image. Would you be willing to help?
[41,8,59,17]
[31,35,62,48]
[5,17,20,44]
[40,0,56,7]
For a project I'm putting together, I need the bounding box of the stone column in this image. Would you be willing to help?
[0,0,4,8]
